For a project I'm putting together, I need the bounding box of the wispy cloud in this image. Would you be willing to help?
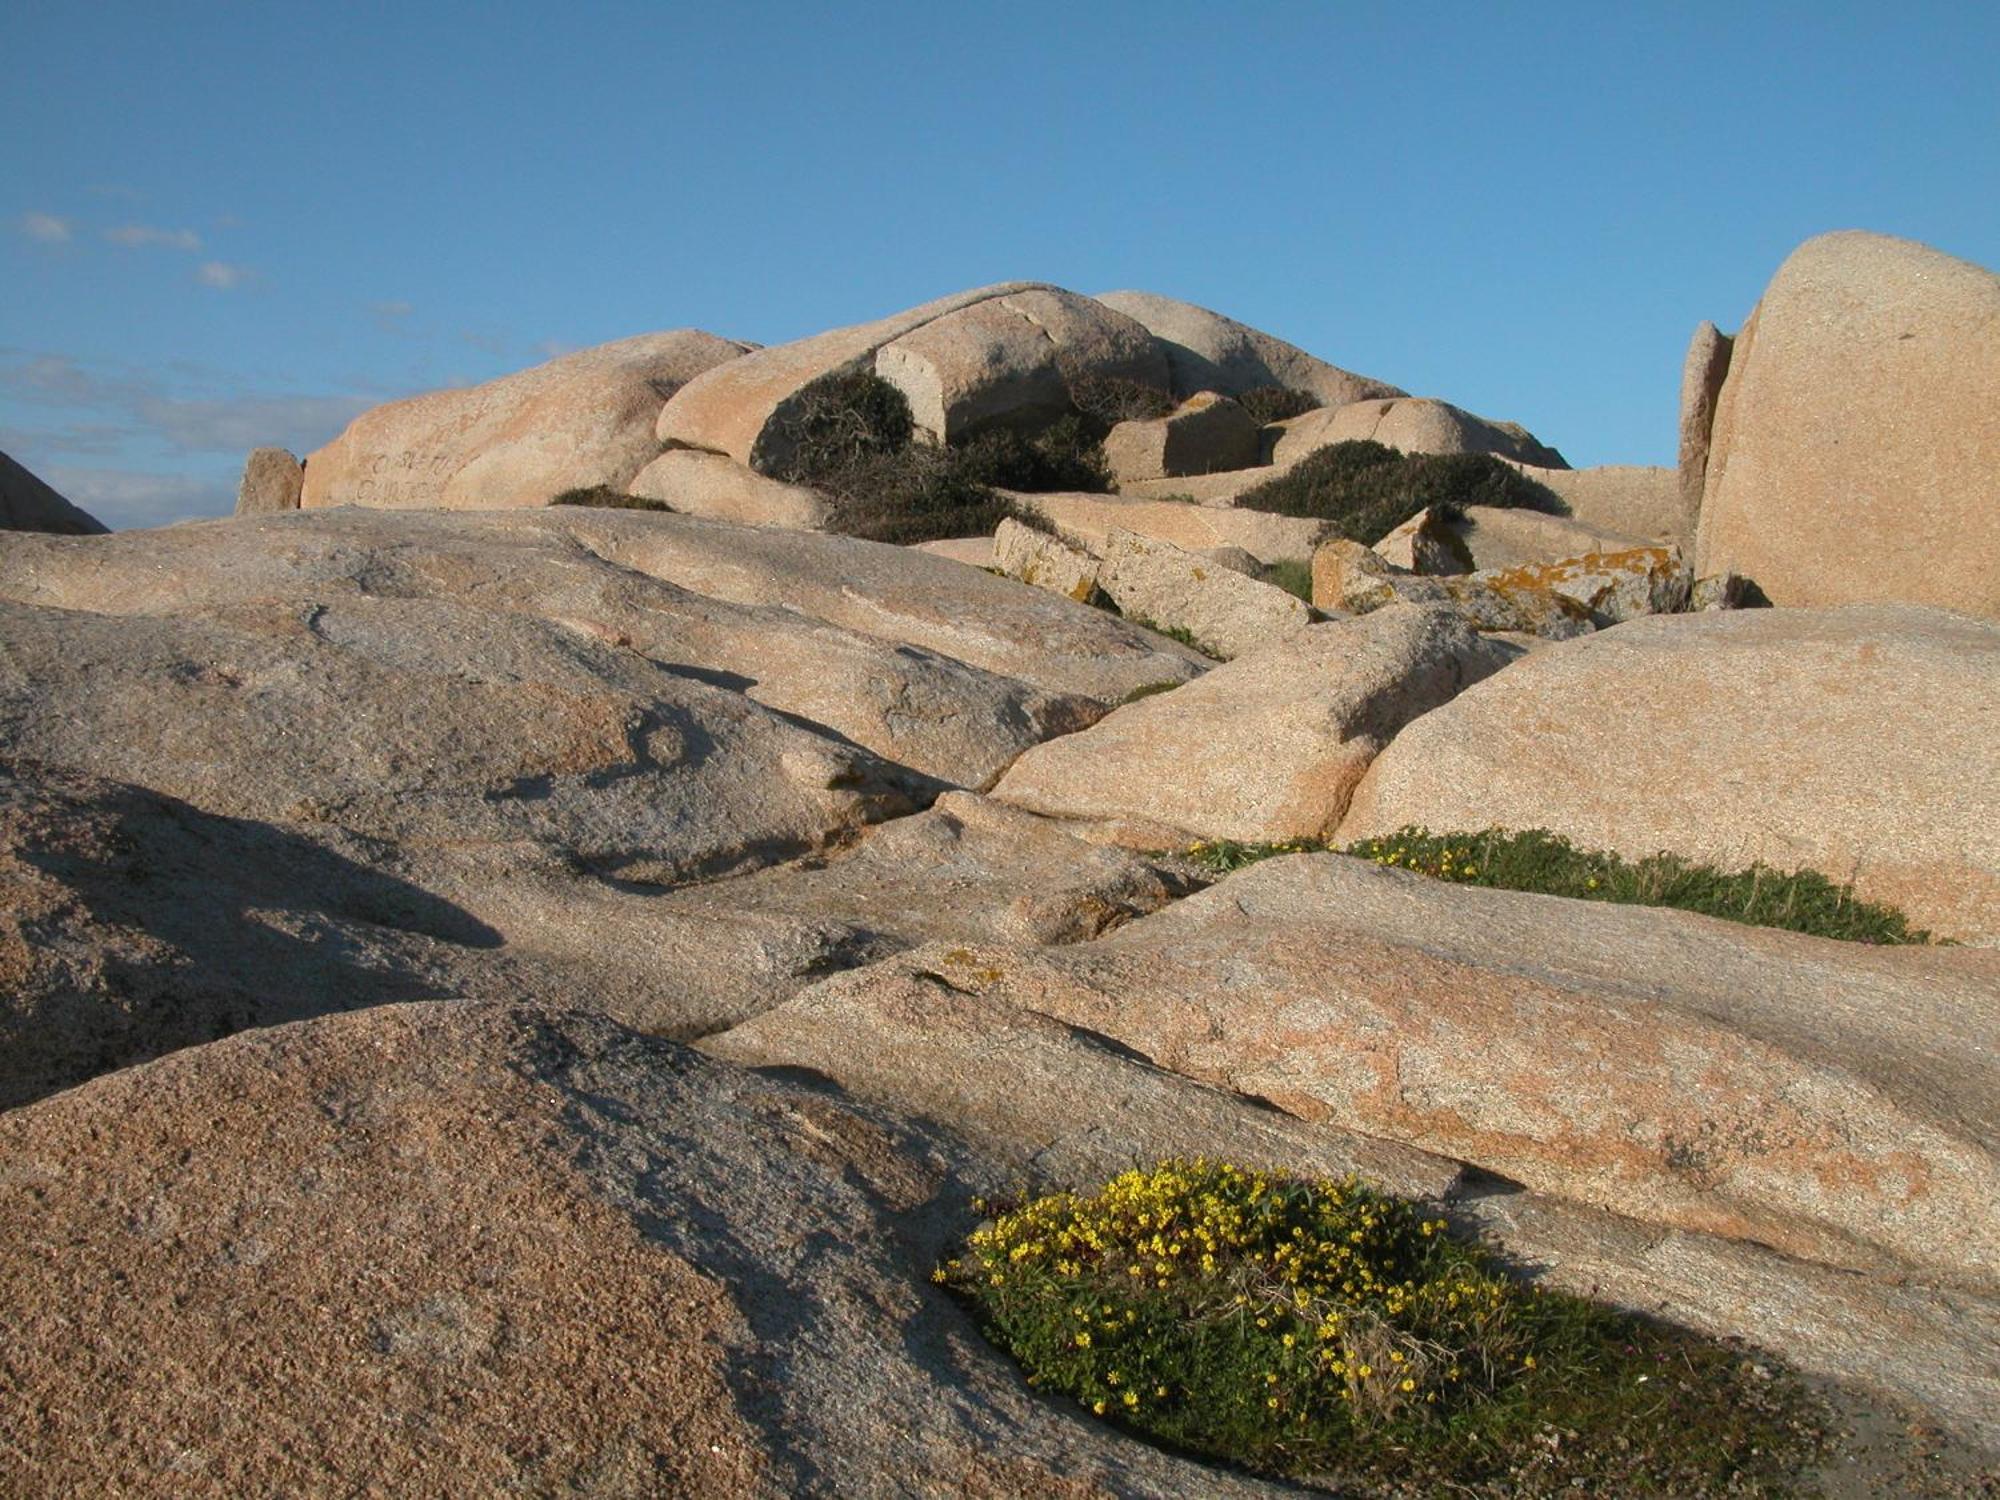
[19,212,73,243]
[106,223,203,251]
[197,261,253,290]
[38,466,233,530]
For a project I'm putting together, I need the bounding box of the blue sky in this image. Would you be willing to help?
[4,1,1995,528]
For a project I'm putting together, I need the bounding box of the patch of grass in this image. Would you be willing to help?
[1344,828,1934,944]
[1263,558,1314,602]
[1235,385,1322,425]
[1116,680,1185,706]
[939,1159,1826,1495]
[548,486,672,511]
[1236,440,1564,547]
[1120,613,1221,660]
[1174,828,1933,945]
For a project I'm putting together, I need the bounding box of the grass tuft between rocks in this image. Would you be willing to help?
[1178,827,1933,945]
[548,485,671,511]
[938,1158,1827,1495]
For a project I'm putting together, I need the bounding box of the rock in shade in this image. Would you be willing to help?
[1338,603,2000,944]
[0,449,106,534]
[1694,231,2000,618]
[1101,391,1263,482]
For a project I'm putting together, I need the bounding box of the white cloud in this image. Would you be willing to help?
[197,261,252,290]
[20,212,73,243]
[106,223,202,251]
[139,392,374,453]
[39,465,232,530]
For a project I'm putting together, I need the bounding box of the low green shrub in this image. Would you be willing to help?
[940,1159,1824,1493]
[1235,385,1322,425]
[1235,440,1564,546]
[955,417,1111,493]
[1262,558,1314,602]
[1177,827,1933,944]
[549,486,671,511]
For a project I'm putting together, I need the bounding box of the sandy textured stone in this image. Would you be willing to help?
[1678,320,1734,536]
[234,446,303,515]
[0,1001,1288,1497]
[1095,528,1318,660]
[625,449,831,529]
[909,534,994,568]
[1312,539,1596,639]
[562,507,1210,703]
[1116,470,1275,505]
[1440,503,1651,571]
[302,330,749,511]
[1093,290,1402,407]
[0,508,1097,792]
[1695,231,2000,617]
[1373,505,1474,573]
[0,449,105,534]
[1340,604,2000,943]
[1270,397,1565,469]
[994,604,1512,840]
[1501,461,1684,544]
[872,853,2000,1288]
[1101,391,1261,482]
[992,516,1101,602]
[1011,488,1323,564]
[875,287,1167,445]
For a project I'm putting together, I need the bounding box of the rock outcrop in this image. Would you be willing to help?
[1101,391,1261,482]
[1094,529,1318,661]
[1694,231,2000,617]
[1339,603,2000,943]
[1009,489,1323,565]
[0,450,106,535]
[994,604,1512,843]
[234,446,303,515]
[1270,397,1565,469]
[1093,290,1403,408]
[1677,320,1733,535]
[301,329,750,511]
[624,449,831,529]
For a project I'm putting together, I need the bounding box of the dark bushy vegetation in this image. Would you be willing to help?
[549,486,672,512]
[941,1160,1827,1494]
[954,417,1111,493]
[1234,385,1322,425]
[1235,440,1564,546]
[1177,827,1933,945]
[1066,372,1176,429]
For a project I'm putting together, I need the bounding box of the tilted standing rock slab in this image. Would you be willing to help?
[1338,603,2000,943]
[234,445,303,515]
[859,854,2000,1289]
[1695,231,2000,618]
[1093,289,1403,407]
[1094,528,1318,661]
[994,604,1514,843]
[0,449,105,535]
[1677,319,1733,537]
[302,329,751,511]
[1010,488,1324,564]
[0,1001,1293,1497]
[991,515,1102,602]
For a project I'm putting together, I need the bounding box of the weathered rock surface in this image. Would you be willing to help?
[1677,320,1733,536]
[1428,503,1651,572]
[994,605,1512,842]
[1095,528,1318,661]
[1339,604,2000,943]
[1270,397,1565,469]
[909,534,994,569]
[992,516,1101,602]
[0,1000,1289,1497]
[841,853,2000,1289]
[1101,391,1261,482]
[0,449,106,535]
[234,446,303,515]
[1695,231,2000,617]
[1010,488,1323,565]
[301,330,750,511]
[1501,460,1684,544]
[710,927,2000,1446]
[1093,290,1403,408]
[625,449,831,529]
[0,508,1098,792]
[564,507,1210,702]
[1312,539,1597,639]
[1117,470,1276,505]
[1372,505,1475,573]
[875,287,1167,445]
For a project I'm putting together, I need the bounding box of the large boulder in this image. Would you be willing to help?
[1092,290,1403,407]
[993,604,1513,843]
[1374,504,1651,574]
[1501,461,1684,544]
[834,852,2000,1289]
[874,286,1167,445]
[992,516,1102,602]
[235,446,303,515]
[0,450,106,535]
[657,283,1169,472]
[1338,604,2000,943]
[1694,231,2000,617]
[0,1000,1289,1497]
[301,330,750,511]
[624,449,831,529]
[1269,397,1566,469]
[0,508,1098,793]
[1010,488,1324,565]
[1101,391,1261,482]
[1093,528,1318,661]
